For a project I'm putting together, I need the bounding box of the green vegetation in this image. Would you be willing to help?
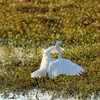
[0,0,100,99]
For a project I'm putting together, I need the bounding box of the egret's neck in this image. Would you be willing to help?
[43,46,55,58]
[55,44,62,59]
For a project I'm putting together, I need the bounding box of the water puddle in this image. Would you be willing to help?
[1,89,99,100]
[0,89,77,100]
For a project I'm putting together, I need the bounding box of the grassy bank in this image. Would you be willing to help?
[0,0,100,99]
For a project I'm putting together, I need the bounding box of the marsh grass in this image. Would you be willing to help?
[0,0,100,99]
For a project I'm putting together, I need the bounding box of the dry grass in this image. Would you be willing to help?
[0,0,100,99]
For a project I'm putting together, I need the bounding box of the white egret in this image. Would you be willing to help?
[31,46,56,78]
[31,41,84,79]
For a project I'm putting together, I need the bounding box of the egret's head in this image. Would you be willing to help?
[56,41,71,46]
[56,41,63,45]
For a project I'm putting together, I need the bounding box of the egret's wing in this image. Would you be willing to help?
[31,58,56,78]
[31,69,46,78]
[46,59,56,77]
[48,59,84,79]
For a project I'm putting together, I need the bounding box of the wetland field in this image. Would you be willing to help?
[0,0,100,99]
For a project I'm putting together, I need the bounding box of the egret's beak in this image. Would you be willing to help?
[64,43,71,46]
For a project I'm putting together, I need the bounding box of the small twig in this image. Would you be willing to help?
[35,78,39,100]
[50,90,56,100]
[52,79,57,84]
[36,91,39,100]
[35,78,39,88]
[50,79,58,100]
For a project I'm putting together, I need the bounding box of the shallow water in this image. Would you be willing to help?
[1,89,100,100]
[0,45,36,60]
[0,89,78,100]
